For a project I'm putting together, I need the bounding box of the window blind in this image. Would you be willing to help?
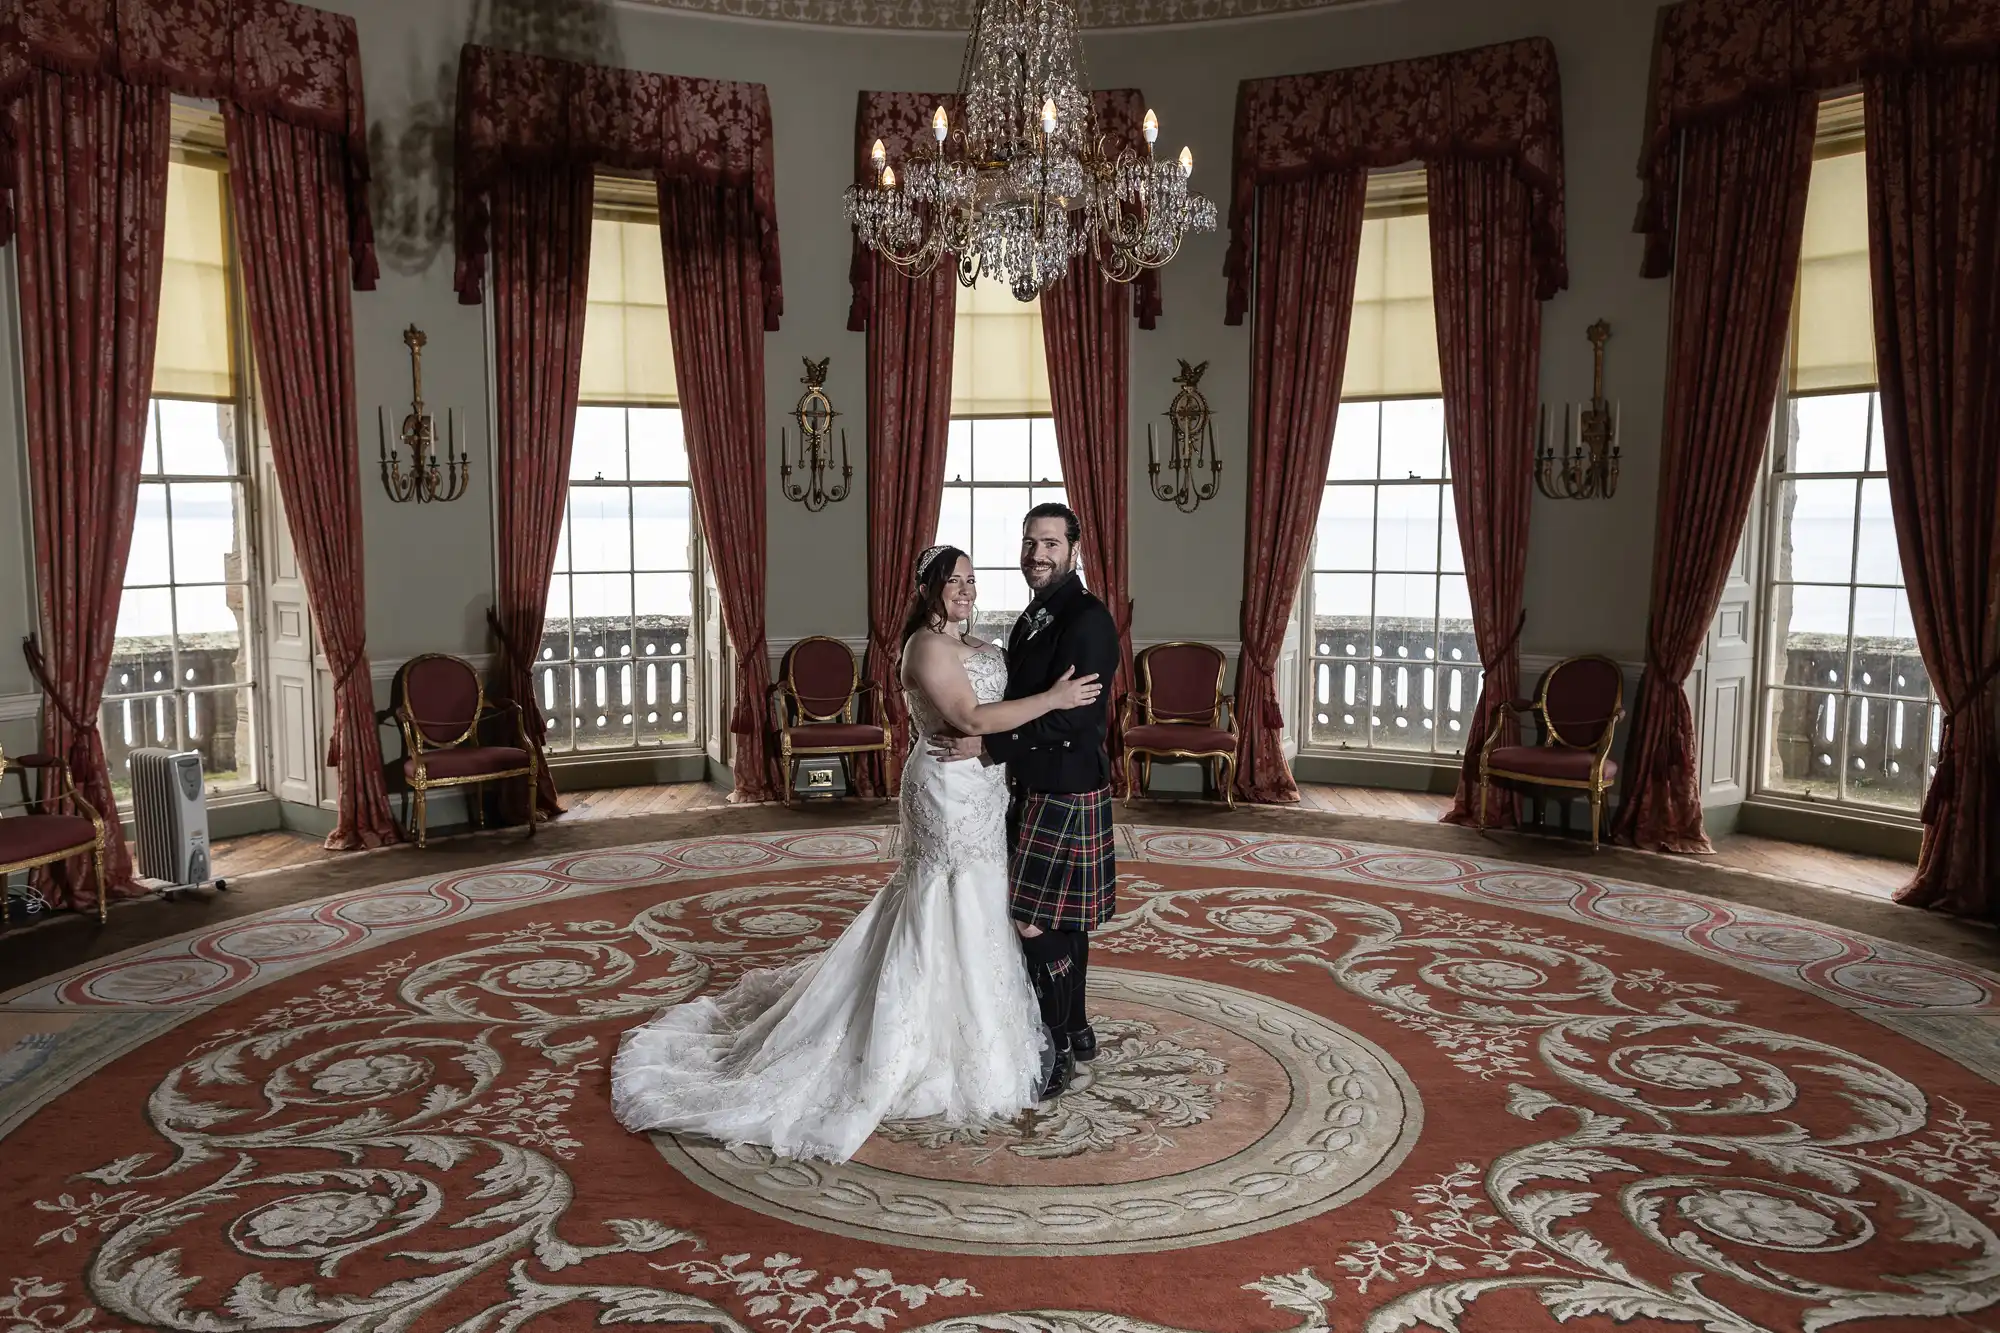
[580,192,678,407]
[153,159,238,401]
[951,274,1050,418]
[1790,95,1875,394]
[1342,166,1440,401]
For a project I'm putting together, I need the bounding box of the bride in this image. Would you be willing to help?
[610,544,1101,1163]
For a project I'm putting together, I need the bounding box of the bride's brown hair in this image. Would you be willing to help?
[898,545,971,648]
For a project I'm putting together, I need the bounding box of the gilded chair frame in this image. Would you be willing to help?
[1476,654,1625,849]
[768,637,889,807]
[1122,641,1238,808]
[392,653,539,848]
[0,745,107,926]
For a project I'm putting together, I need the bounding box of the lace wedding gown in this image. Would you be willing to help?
[611,642,1045,1163]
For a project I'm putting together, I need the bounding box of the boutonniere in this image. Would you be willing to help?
[1021,608,1055,642]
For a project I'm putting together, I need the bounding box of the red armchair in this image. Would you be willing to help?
[0,746,107,926]
[392,654,539,848]
[1477,655,1626,849]
[1123,642,1238,807]
[769,637,888,805]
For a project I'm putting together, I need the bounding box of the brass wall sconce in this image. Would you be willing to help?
[1147,359,1221,513]
[1535,320,1620,500]
[378,325,469,504]
[779,357,851,511]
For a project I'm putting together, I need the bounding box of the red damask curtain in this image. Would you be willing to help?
[1863,60,2000,917]
[225,107,397,849]
[855,260,957,796]
[1430,156,1542,826]
[659,177,778,803]
[1235,172,1368,803]
[1042,259,1136,793]
[13,69,169,906]
[487,165,596,818]
[1614,96,1818,852]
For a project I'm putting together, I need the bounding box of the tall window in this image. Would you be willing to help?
[934,276,1065,643]
[1303,170,1479,754]
[1757,97,1938,813]
[538,178,701,755]
[104,135,261,798]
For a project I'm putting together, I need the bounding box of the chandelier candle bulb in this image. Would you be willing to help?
[933,106,948,140]
[1143,109,1159,144]
[1179,147,1193,175]
[882,165,896,189]
[871,138,887,170]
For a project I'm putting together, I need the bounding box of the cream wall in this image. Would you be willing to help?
[0,0,1671,781]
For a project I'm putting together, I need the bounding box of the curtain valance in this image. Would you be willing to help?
[1225,37,1567,321]
[454,43,782,329]
[0,0,376,286]
[1635,0,2000,275]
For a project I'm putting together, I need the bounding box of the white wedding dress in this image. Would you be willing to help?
[610,642,1046,1163]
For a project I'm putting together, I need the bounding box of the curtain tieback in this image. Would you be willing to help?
[1923,656,2000,825]
[21,635,94,737]
[324,652,368,767]
[486,606,535,676]
[1478,611,1530,731]
[730,641,769,735]
[1240,649,1284,728]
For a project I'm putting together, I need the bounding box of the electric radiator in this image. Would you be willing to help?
[128,748,212,887]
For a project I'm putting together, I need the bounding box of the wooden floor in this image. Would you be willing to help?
[209,780,1915,902]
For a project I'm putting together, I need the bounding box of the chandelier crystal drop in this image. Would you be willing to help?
[843,0,1215,303]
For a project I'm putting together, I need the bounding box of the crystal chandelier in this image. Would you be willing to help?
[843,0,1216,303]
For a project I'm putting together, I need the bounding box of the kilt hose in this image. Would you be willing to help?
[1006,786,1116,931]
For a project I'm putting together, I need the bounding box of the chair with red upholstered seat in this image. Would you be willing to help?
[0,746,107,926]
[769,637,889,806]
[392,654,539,848]
[1477,655,1625,849]
[1123,642,1238,807]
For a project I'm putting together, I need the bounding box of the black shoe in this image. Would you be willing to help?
[1069,1024,1098,1063]
[1037,1042,1074,1101]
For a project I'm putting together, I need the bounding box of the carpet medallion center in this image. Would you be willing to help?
[650,967,1422,1254]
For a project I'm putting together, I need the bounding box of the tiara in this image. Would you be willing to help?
[913,544,952,584]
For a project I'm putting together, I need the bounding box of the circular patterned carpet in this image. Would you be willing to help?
[2,825,1998,1333]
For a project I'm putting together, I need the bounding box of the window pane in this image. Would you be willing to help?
[128,484,172,586]
[155,399,235,476]
[142,402,161,474]
[569,573,633,670]
[1328,401,1379,480]
[1867,394,1886,472]
[174,585,246,685]
[113,589,174,690]
[1309,657,1369,747]
[1842,693,1923,812]
[167,482,245,584]
[1852,478,1898,585]
[1772,478,1857,583]
[1787,393,1870,473]
[972,487,1023,568]
[550,504,571,573]
[639,652,693,747]
[1440,484,1465,573]
[972,568,1027,643]
[1373,573,1437,655]
[936,487,973,554]
[1314,486,1373,570]
[1372,659,1429,751]
[1031,418,1065,482]
[1029,486,1068,518]
[628,408,689,481]
[185,687,254,792]
[572,406,628,481]
[541,575,572,665]
[944,419,973,483]
[1374,484,1441,572]
[633,487,692,571]
[1764,687,1841,798]
[568,487,632,572]
[1851,586,1928,697]
[1769,583,1850,687]
[1310,574,1371,658]
[972,418,1032,481]
[1379,399,1445,479]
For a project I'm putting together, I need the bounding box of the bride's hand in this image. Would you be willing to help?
[1044,666,1102,712]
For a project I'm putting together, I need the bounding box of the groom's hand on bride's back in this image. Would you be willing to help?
[929,729,984,763]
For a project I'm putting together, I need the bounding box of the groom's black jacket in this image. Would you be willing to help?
[986,573,1119,793]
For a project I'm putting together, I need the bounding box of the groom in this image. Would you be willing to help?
[933,502,1119,1100]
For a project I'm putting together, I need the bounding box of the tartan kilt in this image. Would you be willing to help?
[1007,787,1116,931]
